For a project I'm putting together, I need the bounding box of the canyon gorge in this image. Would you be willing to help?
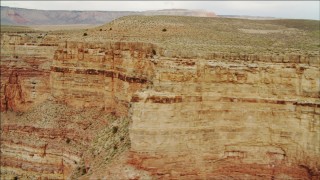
[1,16,319,179]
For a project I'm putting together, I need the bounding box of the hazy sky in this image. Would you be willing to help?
[1,1,319,20]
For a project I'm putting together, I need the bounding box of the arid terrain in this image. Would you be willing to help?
[0,14,319,179]
[1,6,216,26]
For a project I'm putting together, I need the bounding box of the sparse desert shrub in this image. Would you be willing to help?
[83,33,88,36]
[112,126,118,134]
[109,28,112,30]
[66,138,71,144]
[152,49,156,55]
[100,29,102,31]
[162,28,167,32]
[82,168,86,175]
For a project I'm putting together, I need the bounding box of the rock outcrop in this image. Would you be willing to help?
[129,55,319,179]
[1,102,131,179]
[1,15,319,179]
[0,33,55,112]
[51,41,156,116]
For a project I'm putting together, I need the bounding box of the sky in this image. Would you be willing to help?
[1,1,319,20]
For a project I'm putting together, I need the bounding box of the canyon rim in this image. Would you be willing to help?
[0,6,320,180]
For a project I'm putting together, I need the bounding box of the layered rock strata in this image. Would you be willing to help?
[1,16,319,179]
[0,33,57,112]
[129,55,320,179]
[51,40,320,179]
[51,41,156,116]
[1,35,135,179]
[1,102,130,179]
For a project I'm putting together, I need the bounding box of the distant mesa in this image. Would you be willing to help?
[6,9,29,24]
[0,6,217,26]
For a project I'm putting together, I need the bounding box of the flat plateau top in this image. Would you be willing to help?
[80,16,319,55]
[2,15,319,55]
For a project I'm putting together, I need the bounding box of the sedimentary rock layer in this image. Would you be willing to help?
[51,41,156,116]
[129,56,320,179]
[49,40,320,179]
[0,33,56,112]
[0,102,131,179]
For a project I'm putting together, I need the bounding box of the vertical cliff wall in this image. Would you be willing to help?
[129,54,320,179]
[0,33,56,112]
[1,39,155,178]
[2,38,319,179]
[51,41,156,116]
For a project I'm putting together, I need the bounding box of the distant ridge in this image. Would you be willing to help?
[220,15,277,20]
[143,9,216,17]
[0,6,217,25]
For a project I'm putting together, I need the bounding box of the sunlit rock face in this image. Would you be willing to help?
[50,41,156,116]
[0,33,55,112]
[129,54,320,179]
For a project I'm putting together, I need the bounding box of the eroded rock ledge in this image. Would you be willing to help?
[127,43,319,179]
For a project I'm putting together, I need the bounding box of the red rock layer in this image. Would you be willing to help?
[0,33,56,112]
[128,151,318,179]
[1,103,130,179]
[51,41,156,116]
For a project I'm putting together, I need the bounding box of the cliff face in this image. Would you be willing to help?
[51,41,156,116]
[129,54,319,179]
[0,33,56,112]
[1,37,150,179]
[1,16,319,179]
